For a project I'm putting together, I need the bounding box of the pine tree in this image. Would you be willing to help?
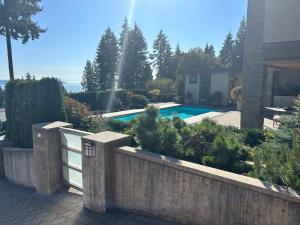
[94,28,119,90]
[0,0,46,80]
[219,32,234,67]
[81,60,97,92]
[232,18,247,72]
[151,30,172,79]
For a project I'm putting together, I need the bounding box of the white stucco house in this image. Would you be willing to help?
[184,68,240,106]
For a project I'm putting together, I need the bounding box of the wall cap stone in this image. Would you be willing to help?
[32,121,72,131]
[115,146,300,204]
[3,147,33,153]
[82,131,129,144]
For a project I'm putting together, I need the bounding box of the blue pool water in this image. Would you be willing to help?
[113,106,215,122]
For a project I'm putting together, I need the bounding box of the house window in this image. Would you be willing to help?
[189,74,197,84]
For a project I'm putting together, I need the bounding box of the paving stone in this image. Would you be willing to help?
[0,179,182,225]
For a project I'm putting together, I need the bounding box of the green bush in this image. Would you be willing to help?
[134,106,161,152]
[148,89,161,103]
[5,78,66,147]
[146,78,176,94]
[106,119,131,132]
[80,116,104,133]
[244,129,265,147]
[129,94,148,109]
[69,89,152,111]
[208,91,223,105]
[202,135,250,173]
[69,90,128,111]
[253,96,300,190]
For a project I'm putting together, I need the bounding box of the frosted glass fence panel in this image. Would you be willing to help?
[62,148,82,170]
[60,128,92,151]
[60,128,92,190]
[63,166,83,188]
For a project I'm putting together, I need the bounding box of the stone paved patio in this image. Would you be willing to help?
[0,179,182,225]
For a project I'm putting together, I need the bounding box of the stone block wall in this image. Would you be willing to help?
[3,147,35,188]
[112,146,300,225]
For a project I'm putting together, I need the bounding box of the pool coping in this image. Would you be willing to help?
[102,103,181,118]
[102,103,225,124]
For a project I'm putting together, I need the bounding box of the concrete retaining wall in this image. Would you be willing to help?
[113,146,300,225]
[3,147,35,188]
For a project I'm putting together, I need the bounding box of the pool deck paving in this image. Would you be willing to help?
[0,179,182,225]
[212,111,278,130]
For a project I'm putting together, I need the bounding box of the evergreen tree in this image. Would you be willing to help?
[204,43,215,58]
[118,23,152,89]
[151,30,172,79]
[119,17,130,52]
[118,17,130,89]
[175,44,182,57]
[81,60,97,92]
[219,32,234,67]
[0,0,46,80]
[25,72,32,80]
[94,28,119,90]
[232,18,247,72]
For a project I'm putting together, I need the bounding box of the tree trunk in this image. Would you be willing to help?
[5,26,14,81]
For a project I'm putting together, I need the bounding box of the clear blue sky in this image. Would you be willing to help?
[0,0,247,81]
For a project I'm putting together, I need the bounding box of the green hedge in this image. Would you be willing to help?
[6,78,66,147]
[69,90,148,111]
[69,90,129,111]
[69,89,175,111]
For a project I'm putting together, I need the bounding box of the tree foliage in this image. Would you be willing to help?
[232,18,247,72]
[94,28,119,90]
[81,60,97,92]
[118,20,152,89]
[151,30,173,79]
[219,32,234,67]
[0,0,46,80]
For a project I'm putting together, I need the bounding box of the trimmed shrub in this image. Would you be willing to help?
[106,119,130,132]
[146,78,176,94]
[209,91,223,105]
[80,116,104,133]
[129,94,148,109]
[64,97,91,129]
[69,90,150,111]
[148,89,161,103]
[5,78,66,147]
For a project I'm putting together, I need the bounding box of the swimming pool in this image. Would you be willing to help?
[113,106,215,122]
